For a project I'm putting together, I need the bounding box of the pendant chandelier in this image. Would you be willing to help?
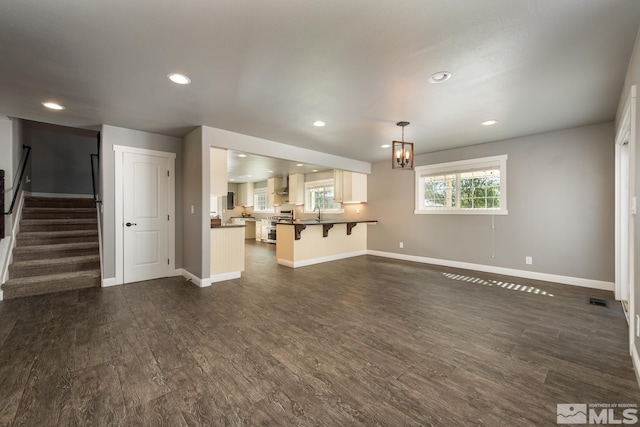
[392,121,414,170]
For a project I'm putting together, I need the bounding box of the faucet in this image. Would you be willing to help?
[314,206,321,221]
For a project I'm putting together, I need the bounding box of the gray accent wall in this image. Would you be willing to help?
[22,122,98,195]
[367,122,615,282]
[100,125,183,280]
[181,127,206,279]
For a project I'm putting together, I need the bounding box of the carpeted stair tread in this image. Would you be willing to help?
[3,270,101,288]
[13,241,99,253]
[10,254,100,269]
[23,197,96,208]
[18,230,98,239]
[21,218,98,225]
[22,207,96,213]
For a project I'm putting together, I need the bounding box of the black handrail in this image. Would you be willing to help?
[90,132,101,203]
[90,154,100,202]
[3,145,31,216]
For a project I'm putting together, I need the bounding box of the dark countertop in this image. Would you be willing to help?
[230,217,257,221]
[276,219,377,225]
[211,224,246,229]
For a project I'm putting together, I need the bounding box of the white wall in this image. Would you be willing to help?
[616,24,640,375]
[0,117,14,285]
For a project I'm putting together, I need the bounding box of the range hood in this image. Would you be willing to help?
[273,176,289,195]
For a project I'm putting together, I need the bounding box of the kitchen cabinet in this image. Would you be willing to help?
[267,177,284,206]
[333,170,367,203]
[255,219,263,241]
[238,182,254,207]
[288,174,305,205]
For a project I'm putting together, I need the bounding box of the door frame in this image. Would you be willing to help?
[114,145,176,285]
[615,85,636,352]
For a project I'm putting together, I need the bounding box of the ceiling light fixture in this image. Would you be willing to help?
[381,144,391,148]
[313,120,326,127]
[42,101,65,110]
[296,163,304,167]
[237,154,247,157]
[428,71,452,84]
[167,73,191,85]
[392,121,414,170]
[312,169,318,172]
[482,120,498,126]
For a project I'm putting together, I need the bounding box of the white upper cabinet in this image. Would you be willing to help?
[288,174,305,205]
[267,177,283,206]
[238,182,254,206]
[333,170,367,203]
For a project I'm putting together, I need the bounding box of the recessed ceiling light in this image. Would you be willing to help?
[268,170,274,173]
[229,178,235,181]
[167,73,191,85]
[482,120,498,126]
[42,101,65,110]
[312,169,318,172]
[296,163,304,167]
[237,154,247,158]
[313,120,326,127]
[428,71,452,84]
[381,144,391,148]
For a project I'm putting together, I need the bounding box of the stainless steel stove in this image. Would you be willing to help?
[264,210,293,244]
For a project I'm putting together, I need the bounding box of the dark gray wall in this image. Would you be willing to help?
[23,122,98,195]
[181,127,205,278]
[368,122,615,282]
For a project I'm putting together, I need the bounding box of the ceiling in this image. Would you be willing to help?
[227,150,328,184]
[1,1,640,164]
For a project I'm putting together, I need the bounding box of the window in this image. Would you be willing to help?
[252,187,273,212]
[305,179,342,213]
[415,155,507,215]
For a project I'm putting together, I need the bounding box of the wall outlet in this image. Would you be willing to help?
[191,205,195,214]
[356,208,360,214]
[636,315,639,337]
[525,256,533,265]
[399,242,404,249]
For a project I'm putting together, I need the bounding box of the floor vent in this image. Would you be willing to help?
[589,297,608,307]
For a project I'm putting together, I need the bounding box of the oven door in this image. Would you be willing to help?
[267,227,276,243]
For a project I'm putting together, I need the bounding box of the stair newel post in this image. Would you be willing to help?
[0,169,4,239]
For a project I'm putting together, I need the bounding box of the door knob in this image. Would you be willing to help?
[125,222,137,227]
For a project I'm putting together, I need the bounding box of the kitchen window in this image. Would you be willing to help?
[305,179,342,213]
[253,188,274,213]
[415,155,508,215]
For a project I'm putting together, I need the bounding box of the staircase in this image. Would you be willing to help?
[2,197,100,299]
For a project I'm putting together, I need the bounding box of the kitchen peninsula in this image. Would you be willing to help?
[210,222,245,282]
[276,220,377,268]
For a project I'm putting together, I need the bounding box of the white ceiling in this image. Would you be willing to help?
[227,150,329,183]
[1,0,640,164]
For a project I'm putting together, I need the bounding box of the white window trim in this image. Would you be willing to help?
[252,187,275,213]
[304,178,344,214]
[414,155,508,215]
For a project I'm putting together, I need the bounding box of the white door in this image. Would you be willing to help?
[123,152,170,283]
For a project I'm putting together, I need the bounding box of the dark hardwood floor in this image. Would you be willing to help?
[0,241,637,426]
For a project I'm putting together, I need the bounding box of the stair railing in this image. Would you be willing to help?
[1,145,31,240]
[90,132,101,203]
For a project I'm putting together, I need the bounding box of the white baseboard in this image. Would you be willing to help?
[26,192,94,199]
[278,250,367,269]
[180,269,211,287]
[632,344,640,388]
[367,250,614,291]
[211,271,241,283]
[101,277,118,287]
